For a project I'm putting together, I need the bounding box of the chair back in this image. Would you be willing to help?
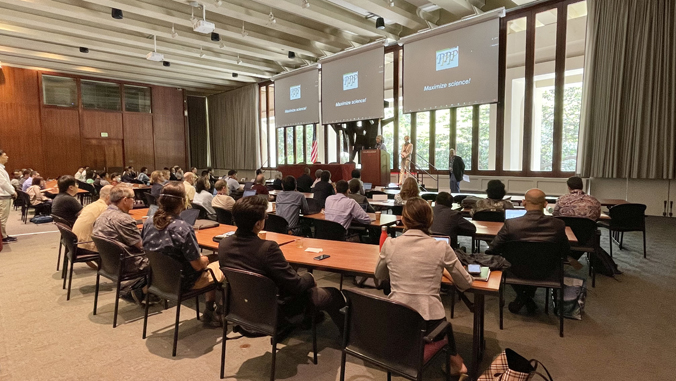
[453,195,468,204]
[472,210,505,222]
[243,181,254,191]
[130,179,144,184]
[391,205,403,215]
[77,180,96,195]
[608,203,646,230]
[421,193,437,202]
[556,216,598,248]
[144,192,157,206]
[501,241,563,280]
[221,267,280,336]
[191,202,210,220]
[179,208,200,226]
[92,235,125,279]
[55,222,78,255]
[313,218,347,241]
[145,251,183,300]
[51,214,73,228]
[264,214,289,234]
[342,290,427,378]
[18,191,31,215]
[306,198,323,215]
[214,207,234,225]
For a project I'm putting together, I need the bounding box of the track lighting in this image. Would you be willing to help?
[199,46,205,58]
[219,42,226,49]
[171,24,178,38]
[376,17,385,29]
[215,0,222,6]
[241,23,248,37]
[389,0,395,7]
[268,11,276,24]
[236,55,242,65]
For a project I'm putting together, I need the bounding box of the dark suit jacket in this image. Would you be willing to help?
[272,178,283,190]
[311,181,335,208]
[296,174,313,193]
[347,193,375,213]
[451,156,465,182]
[430,204,477,248]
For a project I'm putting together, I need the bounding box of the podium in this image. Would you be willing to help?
[361,149,390,186]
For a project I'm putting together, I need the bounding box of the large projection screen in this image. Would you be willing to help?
[321,44,384,124]
[273,66,320,127]
[402,12,502,113]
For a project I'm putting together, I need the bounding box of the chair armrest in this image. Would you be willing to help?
[76,240,93,245]
[205,267,223,285]
[423,320,450,343]
[339,306,348,315]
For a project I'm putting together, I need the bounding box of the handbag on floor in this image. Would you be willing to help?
[478,348,553,381]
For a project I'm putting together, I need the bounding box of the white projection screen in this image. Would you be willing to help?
[273,65,320,127]
[321,43,384,124]
[401,10,503,113]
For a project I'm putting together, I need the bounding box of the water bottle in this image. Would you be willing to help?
[379,226,388,250]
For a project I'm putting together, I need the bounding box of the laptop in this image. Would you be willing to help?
[505,209,528,220]
[363,182,373,191]
[244,181,254,191]
[242,190,257,198]
[135,205,158,225]
[432,235,451,245]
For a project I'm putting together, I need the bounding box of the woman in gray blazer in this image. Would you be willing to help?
[375,197,474,376]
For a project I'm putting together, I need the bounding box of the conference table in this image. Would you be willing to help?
[43,179,89,195]
[599,199,629,207]
[302,211,400,228]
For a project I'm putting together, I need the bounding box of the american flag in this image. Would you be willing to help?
[310,125,318,163]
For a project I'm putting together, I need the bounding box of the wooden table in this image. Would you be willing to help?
[471,220,578,243]
[194,224,297,251]
[302,212,399,228]
[43,179,89,195]
[599,199,629,207]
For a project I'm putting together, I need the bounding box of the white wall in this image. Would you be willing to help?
[590,178,676,216]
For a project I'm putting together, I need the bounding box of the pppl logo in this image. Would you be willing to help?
[436,47,459,71]
[290,85,301,100]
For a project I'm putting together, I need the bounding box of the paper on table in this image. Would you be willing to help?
[463,174,470,182]
[305,248,323,253]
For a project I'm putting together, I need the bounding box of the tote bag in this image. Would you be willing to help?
[478,348,553,381]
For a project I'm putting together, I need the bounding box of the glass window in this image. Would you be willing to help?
[81,80,120,111]
[277,127,285,165]
[268,85,276,168]
[504,17,527,171]
[327,126,337,163]
[383,104,395,170]
[124,85,151,112]
[42,75,77,107]
[456,106,473,171]
[286,127,294,164]
[295,125,304,163]
[478,104,497,170]
[434,109,451,170]
[416,112,430,169]
[398,108,411,168]
[305,125,314,163]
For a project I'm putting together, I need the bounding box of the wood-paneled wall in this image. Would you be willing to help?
[0,66,187,178]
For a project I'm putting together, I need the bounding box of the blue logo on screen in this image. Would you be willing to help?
[343,72,358,91]
[436,47,459,71]
[290,85,301,100]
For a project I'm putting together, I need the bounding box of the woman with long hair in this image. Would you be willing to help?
[26,176,52,215]
[376,197,473,376]
[394,176,420,205]
[149,170,164,199]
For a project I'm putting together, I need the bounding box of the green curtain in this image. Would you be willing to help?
[579,0,676,179]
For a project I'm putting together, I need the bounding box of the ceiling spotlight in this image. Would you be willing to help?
[163,61,171,67]
[241,23,248,38]
[376,17,385,30]
[219,42,226,49]
[191,2,215,34]
[199,47,205,58]
[268,11,276,24]
[215,0,222,6]
[389,0,395,6]
[232,73,238,78]
[288,51,295,59]
[171,24,178,38]
[302,0,310,8]
[211,32,220,41]
[146,35,164,61]
[79,47,89,53]
[111,8,123,19]
[236,55,242,65]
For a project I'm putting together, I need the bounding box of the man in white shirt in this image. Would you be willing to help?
[183,172,196,202]
[225,169,240,195]
[325,180,371,232]
[0,150,18,243]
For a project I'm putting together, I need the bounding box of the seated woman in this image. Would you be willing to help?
[192,175,216,220]
[149,170,164,199]
[394,177,420,205]
[471,179,514,216]
[141,182,225,326]
[430,191,476,249]
[26,176,52,215]
[376,197,473,376]
[137,167,150,185]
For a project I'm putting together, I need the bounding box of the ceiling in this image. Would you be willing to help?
[0,0,536,95]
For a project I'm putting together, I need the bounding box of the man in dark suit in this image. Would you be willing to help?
[488,189,570,314]
[448,148,465,193]
[296,167,313,193]
[430,191,476,248]
[311,170,335,208]
[218,195,345,333]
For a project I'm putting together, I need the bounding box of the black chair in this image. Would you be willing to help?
[142,251,224,357]
[306,198,322,215]
[498,241,565,337]
[312,219,346,241]
[144,192,157,206]
[17,190,34,223]
[340,289,451,381]
[220,267,317,380]
[598,203,647,258]
[265,214,289,234]
[51,214,72,272]
[214,207,234,225]
[77,180,96,205]
[556,216,601,287]
[421,193,437,202]
[180,208,200,224]
[452,195,468,204]
[92,235,148,328]
[391,205,403,215]
[191,203,210,220]
[55,223,100,300]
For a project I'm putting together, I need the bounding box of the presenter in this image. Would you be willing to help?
[399,136,413,185]
[448,148,465,193]
[374,135,387,152]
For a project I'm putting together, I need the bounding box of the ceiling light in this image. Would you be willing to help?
[219,42,225,49]
[171,24,178,38]
[376,17,385,29]
[111,8,123,19]
[236,55,242,65]
[288,51,295,59]
[199,46,205,58]
[215,0,222,6]
[146,35,164,61]
[191,2,215,34]
[389,0,395,7]
[268,11,276,24]
[211,32,220,41]
[232,73,238,78]
[302,0,310,8]
[79,47,89,53]
[241,23,248,37]
[163,61,170,67]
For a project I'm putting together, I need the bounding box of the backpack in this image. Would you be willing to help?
[590,247,622,277]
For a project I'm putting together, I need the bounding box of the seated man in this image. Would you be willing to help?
[218,196,345,333]
[430,191,476,249]
[275,176,310,236]
[182,172,196,202]
[21,170,39,192]
[251,174,269,195]
[73,184,113,252]
[51,175,83,227]
[225,170,241,195]
[272,173,283,190]
[325,180,371,232]
[296,167,313,193]
[93,185,149,303]
[350,169,365,196]
[553,176,602,220]
[212,180,236,211]
[488,189,570,315]
[347,179,375,213]
[311,170,335,208]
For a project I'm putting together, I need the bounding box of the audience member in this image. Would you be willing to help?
[74,167,85,182]
[275,176,310,236]
[52,175,83,227]
[149,171,164,199]
[218,195,345,333]
[553,176,601,221]
[10,170,21,191]
[142,182,224,326]
[251,174,269,195]
[311,170,335,208]
[272,173,283,190]
[0,150,17,243]
[136,167,150,185]
[347,179,375,212]
[182,172,197,202]
[225,170,240,195]
[18,169,30,187]
[488,189,570,314]
[121,167,135,182]
[375,197,472,376]
[85,169,96,184]
[394,177,420,205]
[73,185,113,252]
[96,172,111,187]
[161,169,171,184]
[325,180,371,233]
[26,176,52,216]
[350,169,365,195]
[430,192,476,248]
[164,167,177,181]
[21,170,39,192]
[472,180,514,216]
[110,172,121,185]
[212,180,236,212]
[193,176,216,220]
[296,167,313,193]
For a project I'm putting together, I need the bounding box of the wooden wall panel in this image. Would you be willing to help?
[81,139,123,172]
[123,113,154,170]
[42,108,81,178]
[0,67,44,172]
[152,86,186,169]
[81,110,123,139]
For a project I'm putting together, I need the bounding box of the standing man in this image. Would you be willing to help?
[399,135,413,185]
[0,150,18,243]
[448,148,465,193]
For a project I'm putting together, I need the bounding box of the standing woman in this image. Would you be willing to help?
[399,135,413,185]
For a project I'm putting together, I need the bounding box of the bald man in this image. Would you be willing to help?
[488,188,569,315]
[183,172,196,202]
[251,174,269,195]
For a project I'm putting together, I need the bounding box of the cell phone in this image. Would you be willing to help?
[314,254,330,261]
[468,264,481,275]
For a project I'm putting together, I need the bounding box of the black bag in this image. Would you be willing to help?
[30,215,53,224]
[590,247,622,277]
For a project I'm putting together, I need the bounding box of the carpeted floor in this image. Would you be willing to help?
[0,207,674,381]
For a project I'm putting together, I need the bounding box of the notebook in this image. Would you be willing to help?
[473,266,491,282]
[213,231,236,242]
[505,209,527,220]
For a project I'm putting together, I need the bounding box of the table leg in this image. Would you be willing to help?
[470,293,485,381]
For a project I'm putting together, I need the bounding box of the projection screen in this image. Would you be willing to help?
[401,10,504,113]
[273,65,320,127]
[320,42,384,125]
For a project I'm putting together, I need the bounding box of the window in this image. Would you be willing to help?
[416,112,430,169]
[285,127,294,164]
[268,85,276,167]
[42,75,77,107]
[260,86,269,167]
[277,127,284,165]
[124,85,151,112]
[81,80,120,111]
[434,110,451,170]
[455,107,473,171]
[295,125,304,163]
[305,125,314,163]
[504,17,527,171]
[478,104,497,170]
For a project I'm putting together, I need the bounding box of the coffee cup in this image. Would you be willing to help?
[375,211,382,220]
[258,230,267,240]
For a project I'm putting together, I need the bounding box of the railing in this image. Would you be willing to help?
[412,153,439,191]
